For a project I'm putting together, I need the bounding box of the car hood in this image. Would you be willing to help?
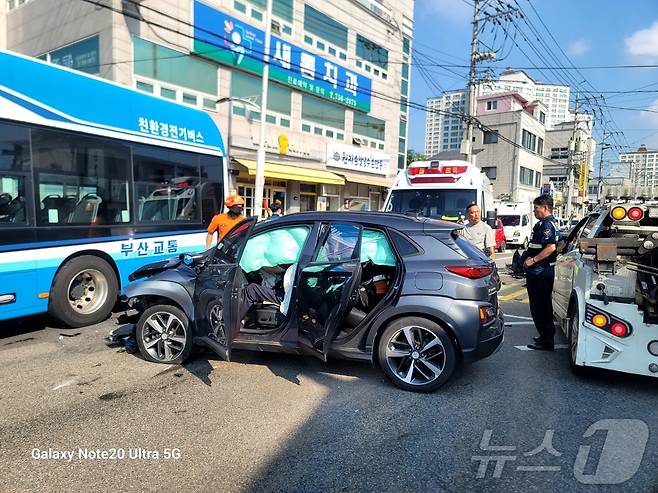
[128,257,183,282]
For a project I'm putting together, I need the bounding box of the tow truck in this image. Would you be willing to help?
[554,201,658,377]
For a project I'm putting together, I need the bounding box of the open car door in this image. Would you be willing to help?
[296,222,363,361]
[193,217,258,361]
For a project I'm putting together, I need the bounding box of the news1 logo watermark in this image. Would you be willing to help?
[472,419,649,484]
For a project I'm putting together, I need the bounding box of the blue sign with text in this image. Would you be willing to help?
[193,1,372,112]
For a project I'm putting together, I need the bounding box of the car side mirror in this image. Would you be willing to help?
[486,211,497,229]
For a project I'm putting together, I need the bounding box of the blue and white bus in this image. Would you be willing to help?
[0,50,228,327]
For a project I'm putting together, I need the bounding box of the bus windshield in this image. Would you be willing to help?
[387,189,476,220]
[499,215,521,226]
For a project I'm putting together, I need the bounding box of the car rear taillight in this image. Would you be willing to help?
[479,305,496,325]
[628,207,644,221]
[445,265,492,279]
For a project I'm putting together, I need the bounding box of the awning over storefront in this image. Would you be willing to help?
[335,171,394,188]
[236,159,345,185]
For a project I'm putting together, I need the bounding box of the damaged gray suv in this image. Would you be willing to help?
[125,212,503,392]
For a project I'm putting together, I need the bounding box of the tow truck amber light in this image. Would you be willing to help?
[592,314,608,328]
[611,207,627,220]
[610,322,628,337]
[628,207,644,221]
[445,265,493,279]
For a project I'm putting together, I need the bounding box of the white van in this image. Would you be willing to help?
[383,160,495,222]
[497,201,534,248]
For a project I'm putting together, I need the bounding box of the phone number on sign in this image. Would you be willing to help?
[31,447,182,461]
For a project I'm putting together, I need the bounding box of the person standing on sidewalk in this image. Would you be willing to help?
[523,194,559,350]
[462,203,496,259]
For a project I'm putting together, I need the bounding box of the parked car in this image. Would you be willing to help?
[124,212,504,393]
[494,218,507,252]
[554,203,658,378]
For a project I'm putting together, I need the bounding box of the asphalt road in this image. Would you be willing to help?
[0,252,656,493]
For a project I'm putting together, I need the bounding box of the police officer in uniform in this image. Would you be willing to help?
[523,194,559,350]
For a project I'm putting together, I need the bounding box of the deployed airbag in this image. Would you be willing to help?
[240,226,310,272]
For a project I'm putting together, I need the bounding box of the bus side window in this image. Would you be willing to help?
[31,128,131,226]
[0,122,31,226]
[133,145,200,223]
[199,155,224,226]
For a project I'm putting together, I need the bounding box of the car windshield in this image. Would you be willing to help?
[499,215,521,226]
[387,189,476,220]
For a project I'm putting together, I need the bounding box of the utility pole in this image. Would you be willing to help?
[464,0,481,165]
[254,0,273,220]
[464,1,517,164]
[596,130,621,203]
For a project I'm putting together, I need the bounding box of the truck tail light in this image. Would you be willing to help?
[445,265,492,279]
[611,207,626,220]
[586,304,632,338]
[628,207,644,221]
[610,322,629,337]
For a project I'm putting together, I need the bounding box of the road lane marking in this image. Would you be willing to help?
[51,378,78,390]
[505,321,535,326]
[505,315,533,320]
[514,344,569,351]
[499,288,528,301]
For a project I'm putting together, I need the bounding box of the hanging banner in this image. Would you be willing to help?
[578,162,588,197]
[193,0,372,112]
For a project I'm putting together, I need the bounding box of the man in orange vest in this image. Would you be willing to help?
[205,194,245,249]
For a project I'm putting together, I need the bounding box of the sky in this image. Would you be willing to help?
[407,0,658,161]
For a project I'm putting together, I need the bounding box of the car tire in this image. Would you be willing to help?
[136,304,194,364]
[498,240,507,253]
[568,304,587,375]
[49,255,118,328]
[378,316,456,393]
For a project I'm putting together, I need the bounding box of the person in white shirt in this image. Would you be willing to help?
[462,203,496,259]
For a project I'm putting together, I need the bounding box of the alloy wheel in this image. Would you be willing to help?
[385,325,446,386]
[141,311,187,362]
[208,303,226,344]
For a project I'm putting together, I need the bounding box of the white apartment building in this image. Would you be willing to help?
[478,70,570,129]
[3,0,414,215]
[425,90,466,156]
[425,70,570,156]
[620,145,658,190]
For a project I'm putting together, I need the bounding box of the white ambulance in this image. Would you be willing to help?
[383,160,495,222]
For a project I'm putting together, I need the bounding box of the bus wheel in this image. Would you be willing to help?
[50,255,118,328]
